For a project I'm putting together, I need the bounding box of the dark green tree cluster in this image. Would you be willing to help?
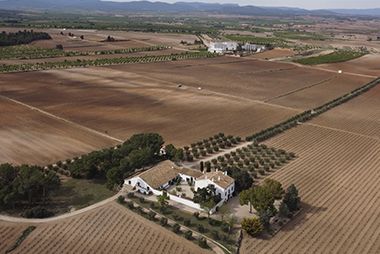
[281,184,301,216]
[0,164,60,210]
[164,144,184,162]
[239,179,285,228]
[65,133,164,189]
[225,167,253,193]
[0,30,51,46]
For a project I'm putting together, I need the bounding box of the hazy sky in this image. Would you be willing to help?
[108,0,380,9]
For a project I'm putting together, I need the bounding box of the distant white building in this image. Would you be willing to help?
[208,41,238,54]
[242,43,266,52]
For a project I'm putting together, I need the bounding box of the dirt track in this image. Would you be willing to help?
[0,202,212,254]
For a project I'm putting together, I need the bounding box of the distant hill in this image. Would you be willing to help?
[330,8,380,16]
[0,0,378,17]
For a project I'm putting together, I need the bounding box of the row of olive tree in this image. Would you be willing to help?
[0,51,217,73]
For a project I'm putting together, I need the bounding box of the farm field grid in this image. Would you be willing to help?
[0,55,374,165]
[1,8,380,254]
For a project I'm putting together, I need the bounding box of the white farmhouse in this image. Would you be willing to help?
[208,41,238,54]
[195,171,235,202]
[124,160,235,213]
[125,160,202,195]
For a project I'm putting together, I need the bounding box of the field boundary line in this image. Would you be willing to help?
[0,94,123,143]
[304,123,380,142]
[264,76,336,103]
[135,73,302,113]
[282,60,378,79]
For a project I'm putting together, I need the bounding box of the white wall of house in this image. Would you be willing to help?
[167,192,202,211]
[125,176,154,195]
[178,173,195,182]
[194,179,235,201]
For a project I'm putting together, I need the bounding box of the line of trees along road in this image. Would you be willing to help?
[246,77,380,143]
[0,30,51,46]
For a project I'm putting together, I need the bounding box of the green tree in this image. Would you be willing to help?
[226,167,253,192]
[283,184,300,212]
[157,192,170,210]
[241,217,263,237]
[263,178,284,199]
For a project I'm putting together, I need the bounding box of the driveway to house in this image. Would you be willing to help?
[0,187,128,223]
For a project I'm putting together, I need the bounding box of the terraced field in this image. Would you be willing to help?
[7,202,211,254]
[241,124,380,254]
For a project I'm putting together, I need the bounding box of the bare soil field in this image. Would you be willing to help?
[1,202,211,254]
[249,48,295,59]
[111,56,370,107]
[0,97,116,166]
[241,124,380,254]
[267,74,372,109]
[310,84,380,140]
[318,54,380,77]
[0,64,298,150]
[109,56,334,101]
[0,222,26,251]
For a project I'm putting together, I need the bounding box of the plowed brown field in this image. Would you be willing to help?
[311,83,380,140]
[318,54,380,77]
[0,64,299,153]
[0,222,26,252]
[0,203,211,254]
[241,123,380,254]
[0,96,117,165]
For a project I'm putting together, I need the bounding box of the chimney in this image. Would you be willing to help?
[218,176,221,181]
[211,178,214,182]
[224,171,227,176]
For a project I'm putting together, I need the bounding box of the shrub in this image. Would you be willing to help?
[139,197,145,203]
[184,219,191,226]
[197,224,206,233]
[126,201,134,209]
[193,212,200,219]
[221,224,229,233]
[127,192,135,198]
[148,211,156,220]
[117,195,125,204]
[22,207,54,218]
[160,217,168,226]
[241,217,263,237]
[184,230,193,240]
[198,237,208,248]
[173,223,181,233]
[150,202,156,209]
[211,230,220,240]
